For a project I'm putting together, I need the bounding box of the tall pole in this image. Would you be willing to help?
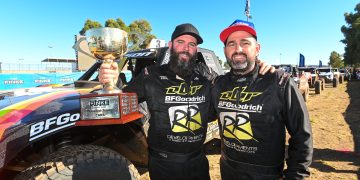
[245,0,251,21]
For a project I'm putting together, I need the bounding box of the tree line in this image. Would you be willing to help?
[330,3,360,68]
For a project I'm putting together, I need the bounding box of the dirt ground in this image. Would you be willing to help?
[141,80,360,180]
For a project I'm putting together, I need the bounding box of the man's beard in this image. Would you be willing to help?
[226,52,255,75]
[169,48,197,77]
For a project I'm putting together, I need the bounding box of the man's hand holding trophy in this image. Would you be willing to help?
[78,27,142,124]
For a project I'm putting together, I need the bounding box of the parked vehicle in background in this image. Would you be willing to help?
[276,64,310,101]
[298,67,324,94]
[297,67,313,85]
[318,67,340,87]
[332,68,344,84]
[339,68,351,81]
[356,70,360,80]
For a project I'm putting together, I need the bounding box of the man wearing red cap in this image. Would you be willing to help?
[212,19,313,179]
[98,23,274,180]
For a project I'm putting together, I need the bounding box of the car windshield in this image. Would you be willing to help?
[279,66,291,73]
[318,69,331,73]
[298,68,315,73]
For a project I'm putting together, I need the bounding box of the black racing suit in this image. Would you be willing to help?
[124,64,212,180]
[211,65,313,180]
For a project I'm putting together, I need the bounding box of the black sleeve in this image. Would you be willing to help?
[123,68,149,103]
[207,93,218,123]
[208,75,223,122]
[282,77,313,179]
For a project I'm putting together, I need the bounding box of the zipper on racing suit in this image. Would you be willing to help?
[234,65,259,144]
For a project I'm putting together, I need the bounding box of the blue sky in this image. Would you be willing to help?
[0,0,358,66]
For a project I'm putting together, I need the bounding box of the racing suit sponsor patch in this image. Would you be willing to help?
[220,112,258,142]
[220,112,259,153]
[220,86,262,102]
[168,105,203,133]
[166,82,202,95]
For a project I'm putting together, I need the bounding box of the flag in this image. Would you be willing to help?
[299,53,305,67]
[245,0,251,18]
[319,60,322,67]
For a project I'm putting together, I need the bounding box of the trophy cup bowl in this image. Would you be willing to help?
[79,27,141,122]
[86,27,128,93]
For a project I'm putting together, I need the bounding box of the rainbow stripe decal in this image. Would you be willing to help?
[0,89,88,139]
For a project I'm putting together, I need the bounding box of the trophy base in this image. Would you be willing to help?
[79,92,143,125]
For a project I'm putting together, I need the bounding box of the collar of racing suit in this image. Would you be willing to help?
[229,63,260,87]
[229,63,260,112]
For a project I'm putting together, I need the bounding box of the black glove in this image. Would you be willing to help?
[194,62,218,81]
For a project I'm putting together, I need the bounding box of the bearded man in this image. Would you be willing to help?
[100,23,212,180]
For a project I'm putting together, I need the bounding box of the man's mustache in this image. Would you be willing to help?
[178,51,192,58]
[231,52,247,59]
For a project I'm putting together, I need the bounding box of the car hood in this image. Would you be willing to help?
[0,86,93,138]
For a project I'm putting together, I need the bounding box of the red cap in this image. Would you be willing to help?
[220,19,257,43]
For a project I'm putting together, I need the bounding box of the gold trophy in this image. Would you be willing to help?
[79,27,141,123]
[87,27,127,92]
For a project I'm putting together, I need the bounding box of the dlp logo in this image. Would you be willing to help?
[220,86,262,102]
[30,113,80,140]
[166,82,202,95]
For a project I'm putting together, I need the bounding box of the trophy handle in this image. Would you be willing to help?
[72,36,96,59]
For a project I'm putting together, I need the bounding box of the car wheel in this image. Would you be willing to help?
[315,80,322,94]
[15,145,140,180]
[339,75,344,84]
[320,78,325,90]
[333,78,339,88]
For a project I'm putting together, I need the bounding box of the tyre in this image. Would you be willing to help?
[333,78,338,88]
[15,145,140,180]
[309,78,314,88]
[320,78,325,90]
[339,75,344,84]
[315,80,321,94]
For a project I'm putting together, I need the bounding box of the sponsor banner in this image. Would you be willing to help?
[0,72,83,90]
